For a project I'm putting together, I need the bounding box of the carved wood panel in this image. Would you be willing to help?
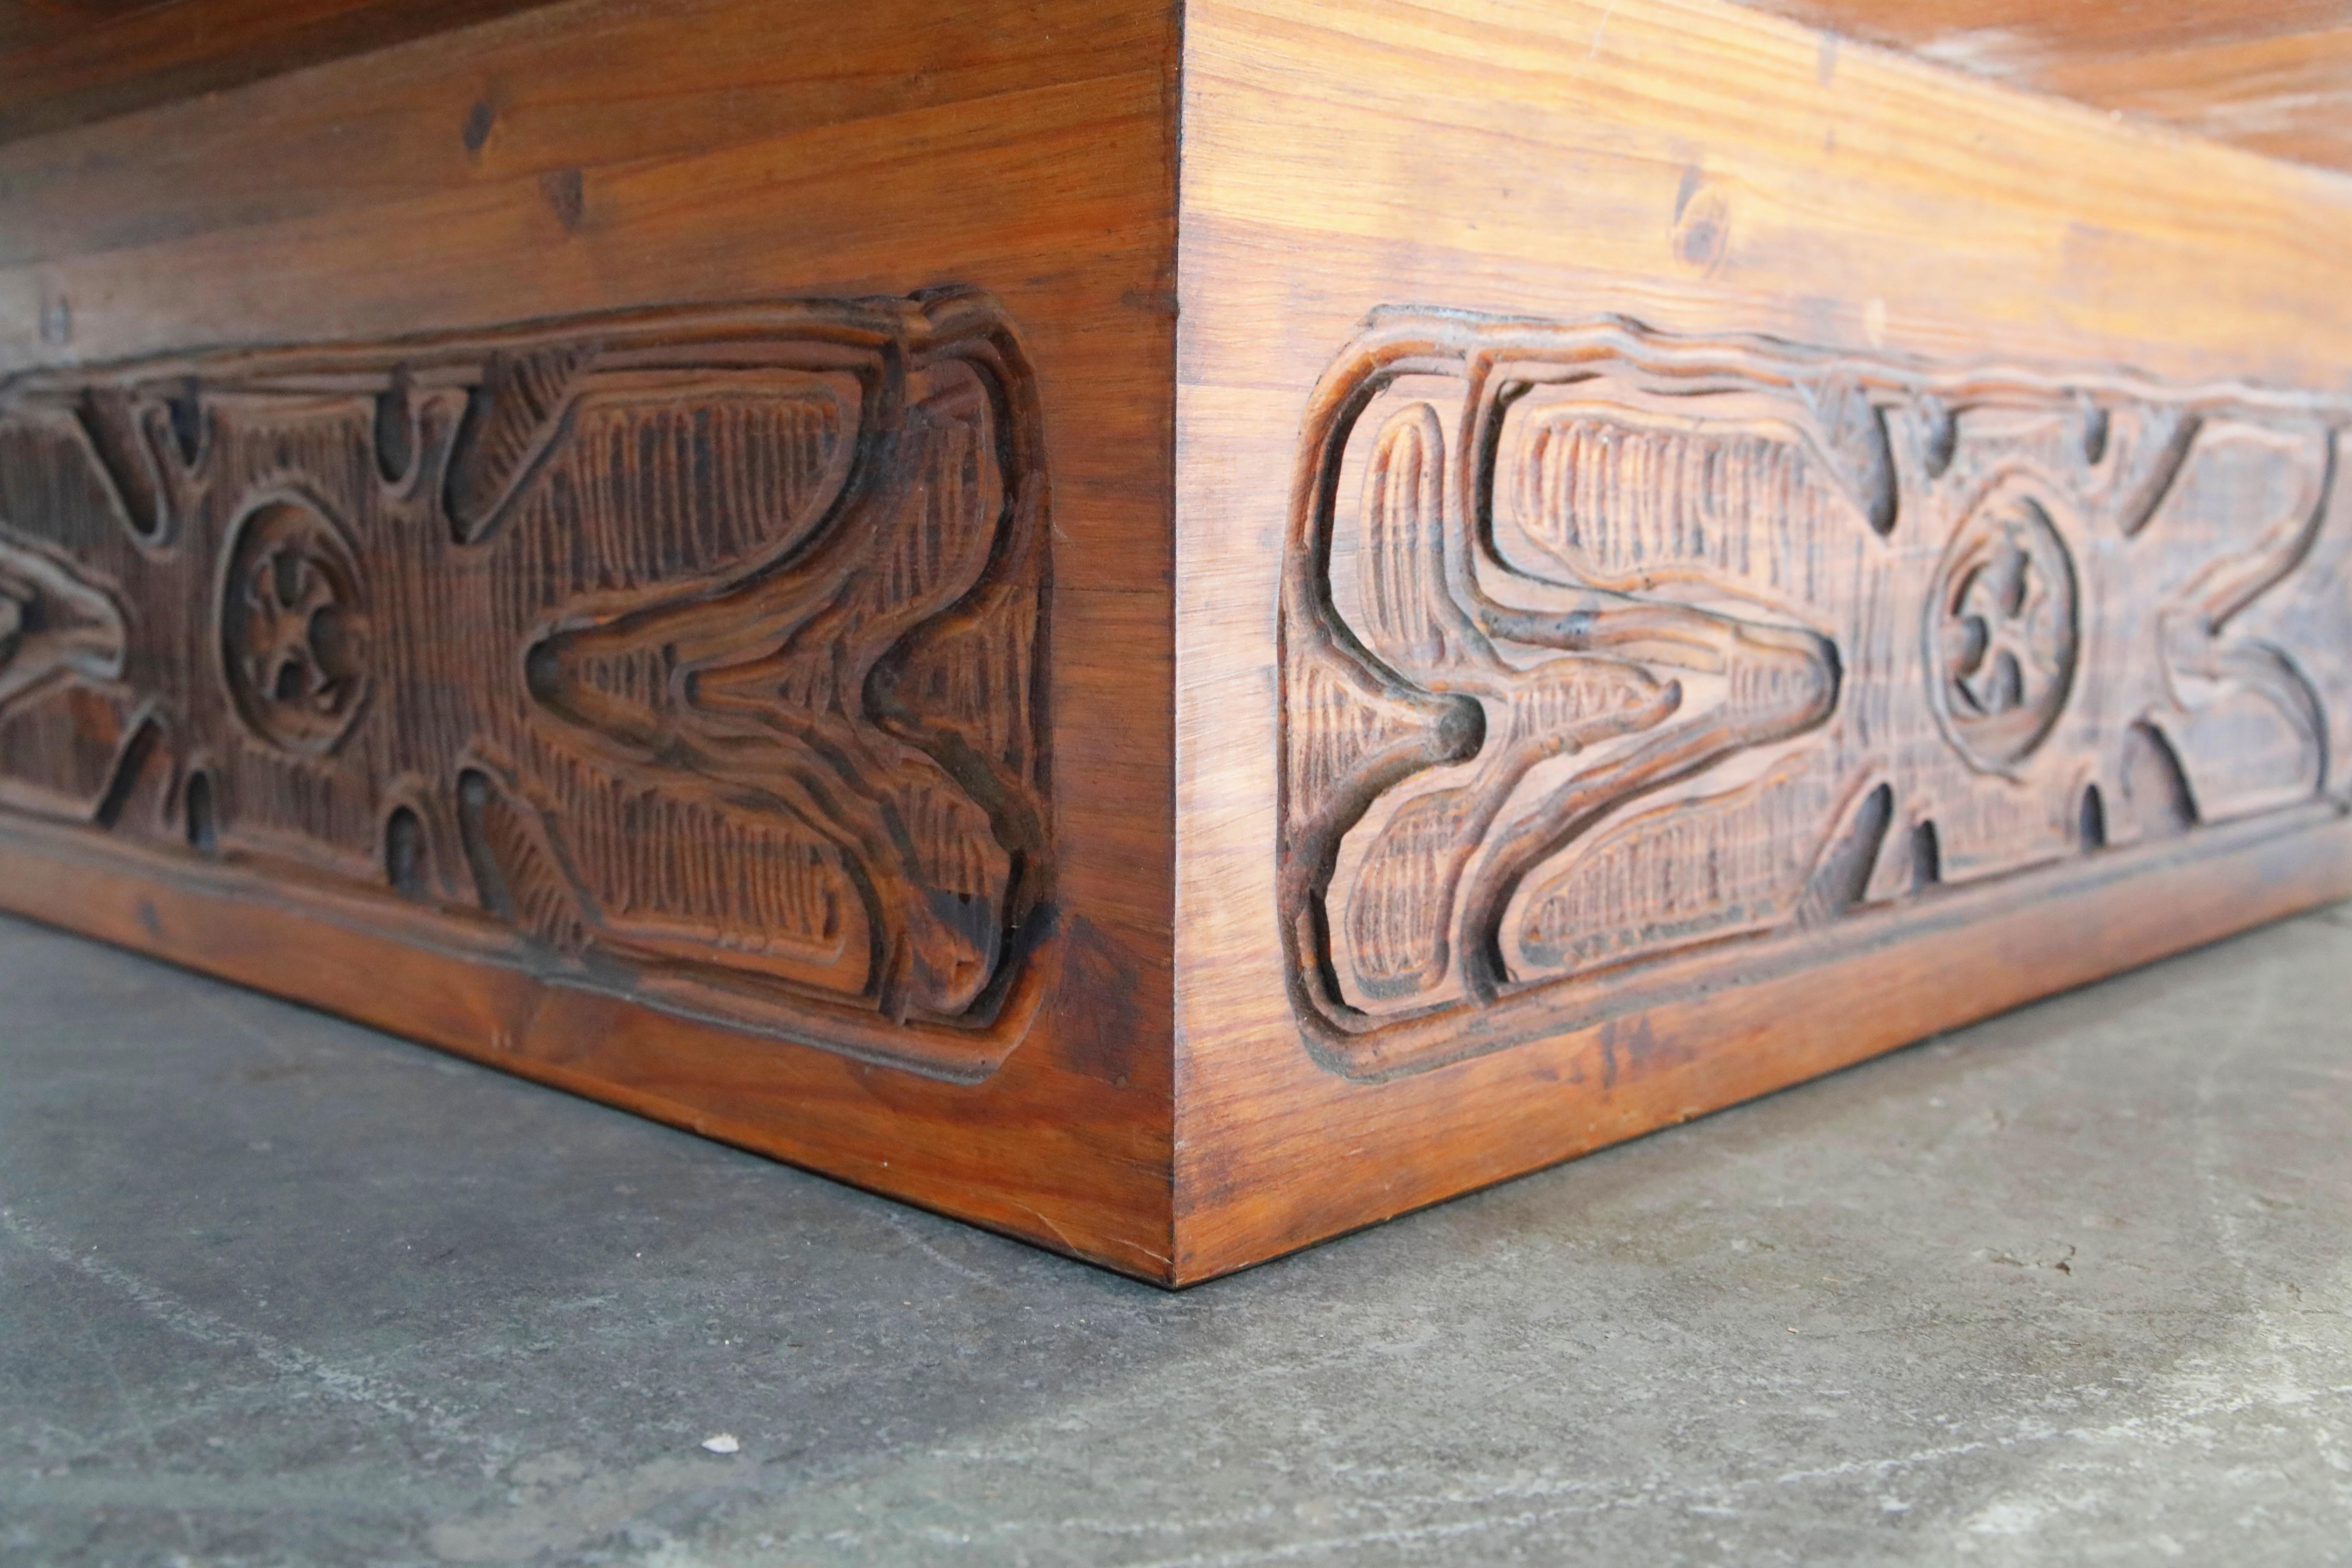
[0,289,1052,1081]
[1281,311,2352,1079]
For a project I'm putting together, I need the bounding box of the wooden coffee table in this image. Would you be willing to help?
[1,0,2346,1282]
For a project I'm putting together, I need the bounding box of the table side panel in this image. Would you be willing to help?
[1172,0,2352,1281]
[0,0,1183,1278]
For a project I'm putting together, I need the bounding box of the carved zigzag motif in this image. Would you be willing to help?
[0,291,1053,1081]
[1280,311,2349,1079]
[524,368,1024,1021]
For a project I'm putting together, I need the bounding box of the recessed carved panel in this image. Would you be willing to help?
[0,290,1052,1080]
[1281,311,2352,1079]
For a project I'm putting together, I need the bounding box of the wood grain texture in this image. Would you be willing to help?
[0,293,1053,1077]
[1741,1,2352,174]
[6,0,2352,1286]
[1173,0,2352,1281]
[0,0,1182,1279]
[0,0,559,142]
[1280,312,2345,1081]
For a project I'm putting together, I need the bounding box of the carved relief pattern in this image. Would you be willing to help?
[1281,311,2352,1079]
[0,290,1051,1080]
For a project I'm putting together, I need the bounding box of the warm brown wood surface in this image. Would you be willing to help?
[3,0,2350,1285]
[12,0,2350,176]
[1,295,1056,1078]
[1173,0,2352,1281]
[1741,1,2352,173]
[0,0,1182,1278]
[0,0,561,142]
[1275,315,2343,1081]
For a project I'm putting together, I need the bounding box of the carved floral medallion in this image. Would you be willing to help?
[0,290,1053,1081]
[1280,311,2351,1078]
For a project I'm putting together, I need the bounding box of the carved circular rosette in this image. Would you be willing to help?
[1927,480,2079,772]
[218,496,371,754]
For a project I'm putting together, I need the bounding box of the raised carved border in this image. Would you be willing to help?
[1280,309,2352,1081]
[0,289,1054,1083]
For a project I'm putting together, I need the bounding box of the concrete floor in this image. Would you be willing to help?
[4,909,2352,1567]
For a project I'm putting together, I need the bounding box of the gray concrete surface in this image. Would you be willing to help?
[4,906,2352,1567]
